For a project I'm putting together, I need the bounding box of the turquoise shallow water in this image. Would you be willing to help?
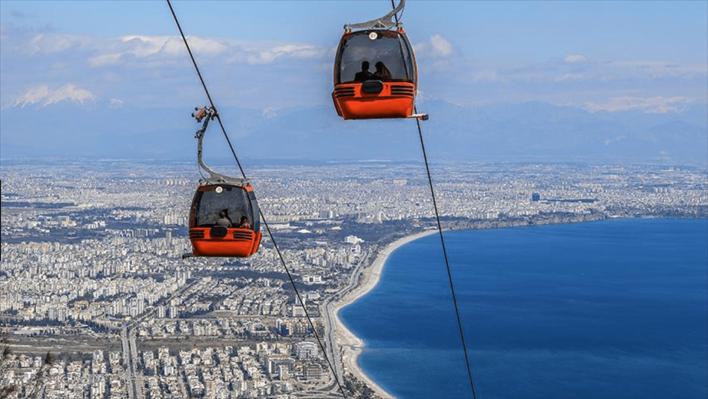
[340,218,708,399]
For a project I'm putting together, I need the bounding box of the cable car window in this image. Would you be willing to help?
[337,30,415,84]
[194,187,253,228]
[248,191,261,231]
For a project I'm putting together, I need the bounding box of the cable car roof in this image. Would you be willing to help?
[344,0,405,32]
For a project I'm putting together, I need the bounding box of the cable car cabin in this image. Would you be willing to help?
[332,28,418,120]
[188,183,261,257]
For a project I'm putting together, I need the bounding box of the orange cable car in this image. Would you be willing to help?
[185,107,262,258]
[189,182,261,257]
[332,0,425,120]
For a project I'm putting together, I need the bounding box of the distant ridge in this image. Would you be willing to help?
[2,100,706,166]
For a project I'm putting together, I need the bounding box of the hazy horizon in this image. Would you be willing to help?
[1,1,706,165]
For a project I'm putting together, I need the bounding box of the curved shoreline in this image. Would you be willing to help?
[330,230,437,399]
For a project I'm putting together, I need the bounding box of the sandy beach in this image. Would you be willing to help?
[329,229,437,399]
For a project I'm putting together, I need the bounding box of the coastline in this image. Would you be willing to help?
[330,229,437,399]
[325,216,614,397]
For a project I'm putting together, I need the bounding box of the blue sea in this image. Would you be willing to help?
[340,218,708,399]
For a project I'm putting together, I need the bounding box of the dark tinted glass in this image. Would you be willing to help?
[194,186,253,228]
[337,30,415,84]
[248,191,261,231]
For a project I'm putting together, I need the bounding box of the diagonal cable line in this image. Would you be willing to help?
[389,0,479,397]
[165,0,246,179]
[165,1,347,397]
[415,117,479,399]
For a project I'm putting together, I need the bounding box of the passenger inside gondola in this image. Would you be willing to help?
[373,61,391,80]
[216,209,233,228]
[354,61,373,81]
[336,31,415,85]
[238,216,251,229]
[194,186,254,230]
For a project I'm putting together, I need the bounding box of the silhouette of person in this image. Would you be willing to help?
[216,209,233,228]
[238,216,251,229]
[354,61,374,82]
[373,61,392,81]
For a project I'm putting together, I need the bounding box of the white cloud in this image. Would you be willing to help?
[123,35,227,57]
[236,44,325,65]
[469,69,502,83]
[109,98,124,108]
[88,35,228,66]
[261,107,278,119]
[415,34,453,58]
[4,25,704,110]
[564,54,587,64]
[13,84,96,107]
[429,34,453,57]
[470,55,705,85]
[85,34,324,67]
[554,73,585,82]
[26,33,92,55]
[0,29,324,68]
[88,53,123,67]
[609,60,707,79]
[584,96,692,114]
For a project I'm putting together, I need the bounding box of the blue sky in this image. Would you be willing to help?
[1,1,706,112]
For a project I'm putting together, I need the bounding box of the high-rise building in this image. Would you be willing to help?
[294,341,318,360]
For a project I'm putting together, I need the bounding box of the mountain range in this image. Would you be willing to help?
[1,100,706,166]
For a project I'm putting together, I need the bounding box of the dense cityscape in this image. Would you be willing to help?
[1,160,706,398]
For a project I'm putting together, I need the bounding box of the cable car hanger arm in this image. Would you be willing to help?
[344,0,405,31]
[192,106,247,186]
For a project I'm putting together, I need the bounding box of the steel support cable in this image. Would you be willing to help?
[165,0,246,180]
[414,117,479,399]
[389,1,479,398]
[165,1,347,397]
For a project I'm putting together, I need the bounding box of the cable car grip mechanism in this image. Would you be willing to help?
[192,106,249,187]
[344,0,405,32]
